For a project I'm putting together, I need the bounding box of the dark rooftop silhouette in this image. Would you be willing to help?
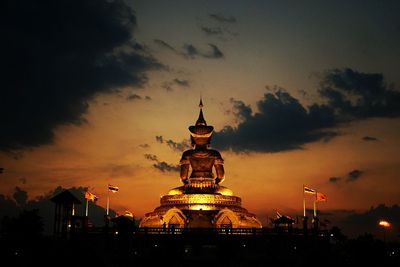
[50,190,81,205]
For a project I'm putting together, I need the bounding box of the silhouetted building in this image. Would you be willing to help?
[50,189,81,238]
[111,215,136,234]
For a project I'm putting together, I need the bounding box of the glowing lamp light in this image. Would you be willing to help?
[378,220,391,228]
[190,204,211,210]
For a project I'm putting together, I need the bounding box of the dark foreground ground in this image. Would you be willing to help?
[1,228,399,267]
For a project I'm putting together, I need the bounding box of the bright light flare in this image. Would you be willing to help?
[378,220,391,228]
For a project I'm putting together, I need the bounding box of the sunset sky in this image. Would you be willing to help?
[1,0,400,228]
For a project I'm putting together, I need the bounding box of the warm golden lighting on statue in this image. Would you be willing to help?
[189,205,212,210]
[167,188,184,195]
[140,99,262,229]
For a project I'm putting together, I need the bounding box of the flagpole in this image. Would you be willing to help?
[85,198,88,217]
[106,187,110,216]
[314,191,318,217]
[303,185,306,217]
[313,200,317,217]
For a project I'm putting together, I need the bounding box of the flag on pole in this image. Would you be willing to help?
[85,191,97,202]
[304,186,316,195]
[276,210,282,218]
[316,192,327,202]
[108,184,119,193]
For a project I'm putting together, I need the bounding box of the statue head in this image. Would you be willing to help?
[189,99,213,147]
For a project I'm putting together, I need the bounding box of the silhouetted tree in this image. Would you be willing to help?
[13,186,28,207]
[1,209,44,239]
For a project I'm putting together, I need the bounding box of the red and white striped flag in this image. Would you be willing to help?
[108,184,119,193]
[304,186,316,195]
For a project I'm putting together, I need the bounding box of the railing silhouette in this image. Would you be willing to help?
[84,226,330,237]
[134,227,260,235]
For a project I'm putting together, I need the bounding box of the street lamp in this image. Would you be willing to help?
[378,220,391,242]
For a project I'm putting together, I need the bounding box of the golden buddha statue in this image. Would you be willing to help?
[169,99,232,195]
[139,98,262,229]
[180,98,225,184]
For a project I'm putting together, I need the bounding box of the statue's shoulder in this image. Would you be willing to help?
[181,149,195,158]
[209,149,223,158]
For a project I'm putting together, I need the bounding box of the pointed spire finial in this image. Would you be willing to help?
[189,94,214,135]
[195,96,206,126]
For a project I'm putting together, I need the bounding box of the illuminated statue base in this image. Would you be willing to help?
[140,100,262,229]
[140,182,262,228]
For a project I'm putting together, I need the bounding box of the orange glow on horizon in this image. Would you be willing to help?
[1,94,400,220]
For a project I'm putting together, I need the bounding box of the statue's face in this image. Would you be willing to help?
[192,136,210,146]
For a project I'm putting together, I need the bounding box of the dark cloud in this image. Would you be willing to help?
[144,154,158,161]
[155,135,191,152]
[362,136,379,141]
[209,13,237,23]
[154,39,224,59]
[126,94,151,101]
[347,169,364,182]
[319,68,400,119]
[165,139,191,152]
[173,78,190,87]
[200,26,238,38]
[153,39,178,52]
[161,82,173,92]
[162,78,190,91]
[177,43,223,59]
[201,26,223,35]
[213,91,338,152]
[143,153,179,173]
[201,12,239,39]
[183,44,199,58]
[329,177,341,183]
[153,161,180,173]
[230,98,252,122]
[139,143,150,149]
[1,0,162,152]
[204,44,224,58]
[155,135,164,143]
[0,167,3,174]
[213,68,400,153]
[126,94,142,100]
